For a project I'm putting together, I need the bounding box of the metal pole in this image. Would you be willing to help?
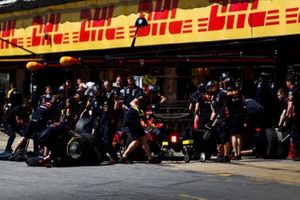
[131,27,139,48]
[31,72,38,111]
[0,37,36,55]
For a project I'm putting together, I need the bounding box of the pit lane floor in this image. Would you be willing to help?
[1,132,300,200]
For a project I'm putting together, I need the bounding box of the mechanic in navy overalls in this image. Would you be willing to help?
[223,78,245,160]
[121,76,143,110]
[119,85,161,164]
[121,76,143,126]
[96,80,119,163]
[193,82,213,154]
[13,86,57,153]
[206,80,231,162]
[286,74,300,161]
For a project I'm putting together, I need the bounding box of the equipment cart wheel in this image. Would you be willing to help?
[183,147,190,163]
[200,152,206,162]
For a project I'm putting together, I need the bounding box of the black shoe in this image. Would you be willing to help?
[230,155,236,160]
[41,159,52,168]
[293,156,300,161]
[4,149,13,154]
[148,157,162,164]
[236,154,242,160]
[25,156,44,167]
[118,156,133,164]
[216,155,224,162]
[224,156,231,163]
[0,151,11,160]
[107,160,117,165]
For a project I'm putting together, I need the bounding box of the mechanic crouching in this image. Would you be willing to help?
[12,86,58,155]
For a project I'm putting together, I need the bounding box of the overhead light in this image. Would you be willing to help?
[26,62,45,71]
[59,56,80,66]
[135,16,148,28]
[131,15,148,48]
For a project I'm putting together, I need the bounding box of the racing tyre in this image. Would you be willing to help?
[265,128,277,158]
[265,128,290,159]
[66,134,103,166]
[68,139,83,160]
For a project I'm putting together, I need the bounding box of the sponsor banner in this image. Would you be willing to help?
[0,0,299,56]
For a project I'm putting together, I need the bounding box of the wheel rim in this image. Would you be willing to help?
[68,140,82,159]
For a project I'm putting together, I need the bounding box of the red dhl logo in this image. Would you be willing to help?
[76,6,117,42]
[131,0,191,37]
[0,0,300,50]
[31,13,62,46]
[199,0,279,32]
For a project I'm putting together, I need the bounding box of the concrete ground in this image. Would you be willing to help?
[1,131,300,186]
[164,158,300,186]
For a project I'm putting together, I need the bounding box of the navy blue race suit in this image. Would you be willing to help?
[288,87,300,158]
[124,91,149,139]
[95,89,119,161]
[212,90,229,145]
[122,85,143,110]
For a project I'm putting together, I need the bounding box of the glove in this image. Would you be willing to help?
[138,109,145,117]
[133,106,145,117]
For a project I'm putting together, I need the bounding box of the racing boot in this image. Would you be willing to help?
[148,156,162,164]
